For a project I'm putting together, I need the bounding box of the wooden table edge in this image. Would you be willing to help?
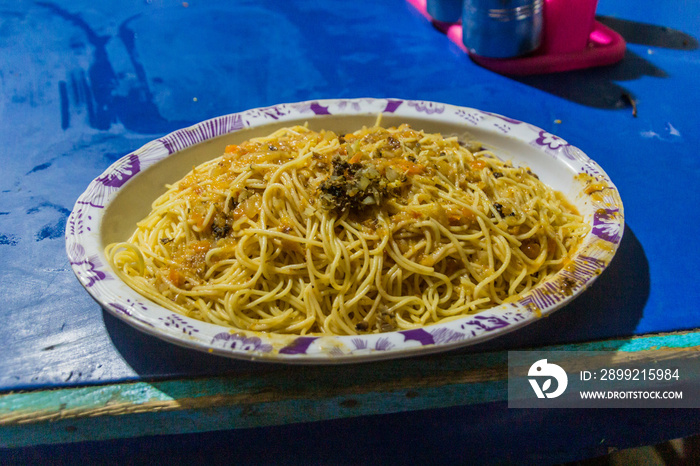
[1,329,698,448]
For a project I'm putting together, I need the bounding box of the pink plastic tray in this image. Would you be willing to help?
[407,0,626,75]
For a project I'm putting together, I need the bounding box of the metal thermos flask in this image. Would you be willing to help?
[462,0,544,58]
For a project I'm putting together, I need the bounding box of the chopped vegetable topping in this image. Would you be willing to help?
[316,127,430,214]
[318,155,405,214]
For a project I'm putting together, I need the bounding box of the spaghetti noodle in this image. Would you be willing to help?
[106,123,588,335]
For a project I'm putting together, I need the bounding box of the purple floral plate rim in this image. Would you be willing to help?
[65,97,624,364]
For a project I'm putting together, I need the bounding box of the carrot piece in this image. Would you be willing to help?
[469,160,487,170]
[168,268,184,287]
[349,152,363,164]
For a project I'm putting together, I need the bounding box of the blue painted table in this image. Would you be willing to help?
[1,1,699,463]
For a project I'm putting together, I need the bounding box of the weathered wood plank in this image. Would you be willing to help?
[1,330,698,448]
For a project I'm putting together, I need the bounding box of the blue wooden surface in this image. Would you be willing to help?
[1,0,699,461]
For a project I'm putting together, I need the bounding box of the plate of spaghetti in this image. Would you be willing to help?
[67,98,623,363]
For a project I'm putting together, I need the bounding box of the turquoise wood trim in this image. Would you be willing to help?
[0,381,507,448]
[1,330,698,449]
[534,330,700,352]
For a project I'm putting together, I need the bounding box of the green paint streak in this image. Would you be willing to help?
[617,333,700,351]
[539,332,700,353]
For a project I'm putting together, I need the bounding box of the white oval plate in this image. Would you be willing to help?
[66,98,624,363]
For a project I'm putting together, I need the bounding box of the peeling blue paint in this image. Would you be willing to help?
[37,2,191,134]
[26,202,71,241]
[0,234,19,246]
[27,163,52,174]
